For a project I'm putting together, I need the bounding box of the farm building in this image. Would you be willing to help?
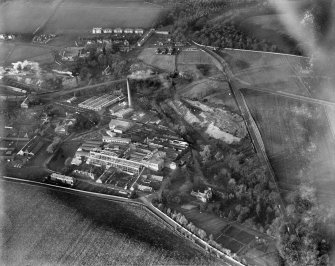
[92,27,102,34]
[114,28,123,34]
[135,28,144,35]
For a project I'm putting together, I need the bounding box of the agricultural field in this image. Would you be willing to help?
[6,45,54,64]
[0,43,15,65]
[178,78,225,99]
[178,50,217,65]
[221,49,311,96]
[138,48,175,72]
[0,0,165,35]
[1,181,221,266]
[241,89,335,201]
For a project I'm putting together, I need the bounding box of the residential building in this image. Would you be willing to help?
[134,28,144,35]
[92,27,102,34]
[191,187,213,203]
[103,28,113,34]
[124,28,133,34]
[114,28,123,34]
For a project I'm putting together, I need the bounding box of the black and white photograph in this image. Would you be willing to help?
[0,0,334,265]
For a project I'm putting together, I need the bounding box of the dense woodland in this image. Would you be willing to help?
[155,0,303,55]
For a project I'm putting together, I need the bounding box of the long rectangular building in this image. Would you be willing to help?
[87,150,143,175]
[78,95,124,111]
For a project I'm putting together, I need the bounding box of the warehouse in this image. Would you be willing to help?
[78,95,124,111]
[87,150,143,175]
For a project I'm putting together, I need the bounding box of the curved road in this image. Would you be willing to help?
[1,176,243,266]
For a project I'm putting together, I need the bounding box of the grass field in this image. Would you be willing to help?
[242,89,335,198]
[0,0,164,34]
[220,49,311,96]
[0,42,54,65]
[1,181,221,265]
[178,50,216,65]
[0,43,15,65]
[138,48,175,72]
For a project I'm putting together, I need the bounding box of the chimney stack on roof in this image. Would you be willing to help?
[127,78,132,108]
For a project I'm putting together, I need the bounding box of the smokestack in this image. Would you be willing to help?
[127,78,132,108]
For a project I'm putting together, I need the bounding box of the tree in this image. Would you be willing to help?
[197,229,207,240]
[199,145,211,164]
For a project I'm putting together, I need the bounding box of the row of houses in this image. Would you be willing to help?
[92,27,144,35]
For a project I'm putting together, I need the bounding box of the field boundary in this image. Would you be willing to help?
[1,176,245,266]
[192,40,309,59]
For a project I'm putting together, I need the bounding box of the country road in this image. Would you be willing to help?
[37,78,126,98]
[0,176,242,266]
[196,45,288,220]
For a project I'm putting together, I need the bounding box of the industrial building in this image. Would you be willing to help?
[137,28,155,47]
[114,108,133,118]
[102,136,131,144]
[87,150,143,175]
[78,94,124,111]
[17,136,44,157]
[109,119,133,133]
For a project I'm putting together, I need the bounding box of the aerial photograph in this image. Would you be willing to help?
[0,0,334,265]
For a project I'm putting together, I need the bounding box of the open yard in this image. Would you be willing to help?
[1,181,220,265]
[178,50,216,65]
[138,48,175,72]
[0,0,164,35]
[220,49,313,97]
[242,89,335,200]
[0,42,54,65]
